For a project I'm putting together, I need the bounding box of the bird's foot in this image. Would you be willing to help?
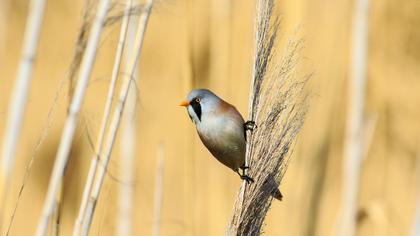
[240,175,255,184]
[240,165,249,171]
[244,120,257,131]
[236,170,254,184]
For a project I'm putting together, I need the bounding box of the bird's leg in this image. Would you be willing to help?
[241,175,255,184]
[242,122,256,183]
[244,120,257,131]
[244,121,257,141]
[236,170,254,184]
[240,166,252,183]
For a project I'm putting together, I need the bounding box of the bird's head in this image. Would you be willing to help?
[179,89,221,124]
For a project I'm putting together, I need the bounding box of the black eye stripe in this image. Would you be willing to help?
[190,98,201,121]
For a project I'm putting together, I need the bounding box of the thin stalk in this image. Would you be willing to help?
[80,0,154,234]
[337,0,369,235]
[152,143,165,236]
[117,7,138,235]
[0,0,46,228]
[72,0,133,235]
[35,0,112,235]
[234,0,266,223]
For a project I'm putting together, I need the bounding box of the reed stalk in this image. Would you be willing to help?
[337,0,369,235]
[227,0,309,234]
[116,86,136,235]
[72,0,134,235]
[0,0,46,230]
[3,2,94,234]
[35,0,112,234]
[117,4,138,235]
[79,0,154,234]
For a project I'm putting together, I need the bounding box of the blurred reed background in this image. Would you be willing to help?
[0,0,420,235]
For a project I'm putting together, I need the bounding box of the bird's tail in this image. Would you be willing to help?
[272,188,283,201]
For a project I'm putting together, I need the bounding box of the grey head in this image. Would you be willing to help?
[182,89,222,124]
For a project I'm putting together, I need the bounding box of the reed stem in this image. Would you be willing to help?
[35,0,112,234]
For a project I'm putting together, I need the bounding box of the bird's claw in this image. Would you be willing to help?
[244,120,257,131]
[241,175,255,184]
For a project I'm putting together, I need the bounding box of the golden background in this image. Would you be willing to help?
[0,0,419,235]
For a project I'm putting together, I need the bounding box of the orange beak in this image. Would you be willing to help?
[179,100,190,107]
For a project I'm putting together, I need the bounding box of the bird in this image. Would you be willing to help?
[180,89,282,201]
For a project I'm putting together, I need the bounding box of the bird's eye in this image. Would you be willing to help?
[195,98,201,103]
